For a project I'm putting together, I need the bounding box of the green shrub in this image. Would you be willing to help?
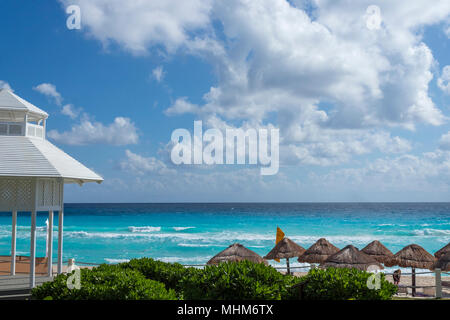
[180,260,301,300]
[299,267,397,300]
[31,265,177,300]
[118,257,195,294]
[32,258,397,301]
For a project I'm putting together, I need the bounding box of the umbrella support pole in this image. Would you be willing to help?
[286,258,290,275]
[435,269,442,299]
[411,268,416,297]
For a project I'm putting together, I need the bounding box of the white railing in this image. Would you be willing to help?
[0,122,44,138]
[26,123,44,139]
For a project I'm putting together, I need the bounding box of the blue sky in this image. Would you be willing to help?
[1,0,450,202]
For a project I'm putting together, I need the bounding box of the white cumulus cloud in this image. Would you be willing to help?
[59,0,213,54]
[59,0,450,167]
[438,65,450,95]
[47,116,139,146]
[0,80,12,91]
[119,150,175,175]
[439,131,450,150]
[61,104,81,119]
[152,66,165,83]
[33,83,62,105]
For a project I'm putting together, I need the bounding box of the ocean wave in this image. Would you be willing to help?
[67,231,91,238]
[177,243,214,247]
[105,258,130,264]
[128,226,161,233]
[62,229,450,251]
[13,225,48,231]
[411,229,450,236]
[157,256,211,264]
[62,230,404,244]
[173,227,195,231]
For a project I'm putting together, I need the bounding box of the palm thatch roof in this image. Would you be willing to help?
[361,240,395,265]
[391,244,436,270]
[264,237,306,260]
[321,245,383,271]
[434,252,450,272]
[297,238,339,264]
[207,243,268,265]
[435,242,450,259]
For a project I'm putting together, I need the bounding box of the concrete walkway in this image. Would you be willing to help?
[0,275,53,300]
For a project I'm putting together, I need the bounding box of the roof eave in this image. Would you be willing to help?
[0,174,103,184]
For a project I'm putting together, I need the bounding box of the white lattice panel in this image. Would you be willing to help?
[0,178,34,211]
[36,179,62,209]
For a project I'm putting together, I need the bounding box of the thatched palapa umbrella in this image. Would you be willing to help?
[361,240,395,266]
[297,238,339,264]
[264,238,305,275]
[392,244,436,296]
[321,245,383,271]
[207,243,268,265]
[435,242,450,259]
[434,252,450,272]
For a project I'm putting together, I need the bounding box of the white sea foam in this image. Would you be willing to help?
[67,231,139,239]
[62,230,400,244]
[128,226,161,233]
[63,228,450,251]
[105,258,130,264]
[14,225,47,231]
[412,228,450,236]
[177,243,214,247]
[173,227,195,231]
[157,256,211,264]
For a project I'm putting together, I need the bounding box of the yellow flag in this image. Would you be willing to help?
[275,226,285,262]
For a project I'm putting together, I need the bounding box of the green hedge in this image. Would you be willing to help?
[300,267,398,300]
[180,260,300,300]
[31,265,177,300]
[118,257,194,294]
[31,258,398,300]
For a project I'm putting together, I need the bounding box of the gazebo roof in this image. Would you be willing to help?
[0,90,102,184]
[0,136,103,184]
[0,89,48,121]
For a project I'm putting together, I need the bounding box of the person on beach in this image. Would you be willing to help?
[393,269,401,285]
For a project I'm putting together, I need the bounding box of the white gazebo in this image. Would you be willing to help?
[0,88,103,288]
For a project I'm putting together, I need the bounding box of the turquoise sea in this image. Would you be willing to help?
[1,203,449,273]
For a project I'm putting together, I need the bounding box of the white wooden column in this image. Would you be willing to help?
[11,211,17,275]
[30,210,37,288]
[57,210,64,274]
[47,211,53,276]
